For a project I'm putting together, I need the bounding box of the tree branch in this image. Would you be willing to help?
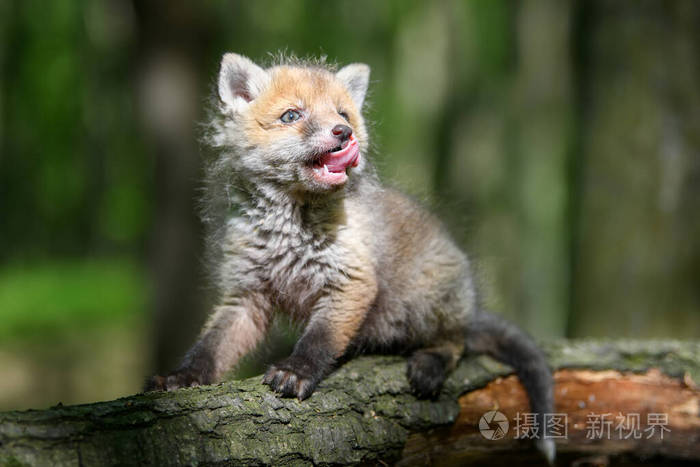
[1,340,698,466]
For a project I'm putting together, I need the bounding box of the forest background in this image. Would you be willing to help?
[0,0,698,410]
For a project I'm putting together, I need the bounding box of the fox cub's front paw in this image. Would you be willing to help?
[262,356,323,400]
[144,369,206,392]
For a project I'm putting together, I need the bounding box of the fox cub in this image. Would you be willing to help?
[146,53,554,461]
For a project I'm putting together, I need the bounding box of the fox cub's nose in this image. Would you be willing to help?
[332,124,353,142]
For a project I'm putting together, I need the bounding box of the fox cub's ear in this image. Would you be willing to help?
[218,53,270,110]
[336,63,370,110]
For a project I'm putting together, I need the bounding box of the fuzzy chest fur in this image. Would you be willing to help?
[220,198,354,319]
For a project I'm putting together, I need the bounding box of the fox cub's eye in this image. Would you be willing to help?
[338,110,349,121]
[280,109,302,123]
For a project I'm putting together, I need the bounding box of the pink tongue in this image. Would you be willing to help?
[319,139,359,173]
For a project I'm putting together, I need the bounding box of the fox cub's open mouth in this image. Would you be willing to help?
[309,135,360,185]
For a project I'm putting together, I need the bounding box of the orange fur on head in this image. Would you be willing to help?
[243,66,363,147]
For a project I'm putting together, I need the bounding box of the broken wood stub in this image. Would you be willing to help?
[401,368,699,465]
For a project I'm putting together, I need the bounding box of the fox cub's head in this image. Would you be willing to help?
[212,53,370,194]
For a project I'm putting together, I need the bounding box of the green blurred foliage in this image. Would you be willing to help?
[0,0,151,259]
[0,259,145,339]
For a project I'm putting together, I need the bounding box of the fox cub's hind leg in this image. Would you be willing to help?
[407,342,464,399]
[145,293,271,391]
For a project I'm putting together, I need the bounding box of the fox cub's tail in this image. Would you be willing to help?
[464,311,556,464]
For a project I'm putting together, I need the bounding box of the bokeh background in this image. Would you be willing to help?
[1,0,698,410]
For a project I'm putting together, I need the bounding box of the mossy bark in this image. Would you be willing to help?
[0,340,698,466]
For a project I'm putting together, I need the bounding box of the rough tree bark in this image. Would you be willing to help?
[0,340,698,466]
